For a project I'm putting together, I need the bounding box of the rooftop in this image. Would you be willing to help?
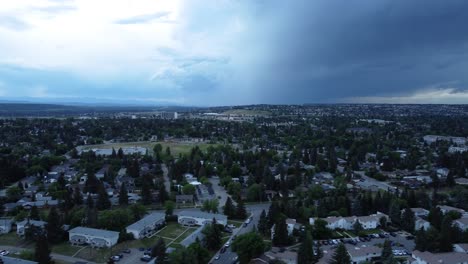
[69,226,119,239]
[412,250,468,264]
[126,212,166,231]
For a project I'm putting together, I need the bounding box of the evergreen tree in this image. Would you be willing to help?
[202,219,222,250]
[188,238,210,264]
[97,182,111,210]
[34,233,52,264]
[73,187,83,205]
[46,206,63,244]
[388,200,401,226]
[273,215,290,247]
[330,243,351,264]
[223,197,236,219]
[381,240,394,264]
[231,232,265,264]
[401,207,415,233]
[158,184,169,203]
[353,220,363,235]
[439,216,454,252]
[236,199,247,220]
[257,210,268,236]
[415,228,427,251]
[141,182,152,205]
[119,184,128,206]
[267,201,280,228]
[30,205,40,220]
[298,228,314,264]
[151,238,166,260]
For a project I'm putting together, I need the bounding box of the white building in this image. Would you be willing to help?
[453,243,468,253]
[309,212,389,231]
[126,212,166,239]
[16,220,47,236]
[346,245,381,264]
[69,227,119,248]
[415,217,430,231]
[0,218,13,234]
[411,208,430,218]
[412,250,468,264]
[437,205,467,217]
[178,211,227,226]
[454,217,468,231]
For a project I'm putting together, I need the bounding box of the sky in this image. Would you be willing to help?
[1,0,468,106]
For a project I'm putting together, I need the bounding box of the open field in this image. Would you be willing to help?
[78,140,218,157]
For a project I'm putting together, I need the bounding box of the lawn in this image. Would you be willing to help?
[51,242,83,256]
[0,232,21,246]
[172,227,198,243]
[227,220,243,228]
[78,141,218,157]
[156,223,188,239]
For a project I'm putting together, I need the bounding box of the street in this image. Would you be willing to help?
[210,203,271,264]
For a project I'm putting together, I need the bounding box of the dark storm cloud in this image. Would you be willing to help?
[242,0,468,103]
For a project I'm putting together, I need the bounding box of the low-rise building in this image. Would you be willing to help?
[437,205,467,216]
[412,250,468,264]
[346,245,381,264]
[126,212,166,239]
[176,195,194,205]
[415,217,430,231]
[309,212,389,230]
[0,218,13,234]
[453,243,468,253]
[454,217,468,231]
[411,208,430,218]
[69,227,119,248]
[178,211,227,226]
[16,220,47,236]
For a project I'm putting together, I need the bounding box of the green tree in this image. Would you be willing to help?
[330,243,351,264]
[73,186,83,205]
[97,182,111,210]
[298,228,314,264]
[30,205,40,220]
[381,240,396,264]
[236,199,247,220]
[353,220,363,236]
[258,210,269,236]
[401,207,415,233]
[232,232,266,264]
[119,183,128,206]
[187,238,210,264]
[182,184,196,195]
[34,233,52,264]
[46,206,63,244]
[151,238,166,260]
[273,215,290,247]
[223,197,236,219]
[164,200,175,216]
[439,216,454,252]
[141,182,152,205]
[202,219,222,250]
[312,219,332,240]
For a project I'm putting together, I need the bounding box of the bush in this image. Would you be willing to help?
[165,215,178,222]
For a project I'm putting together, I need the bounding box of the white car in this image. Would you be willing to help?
[225,241,231,247]
[215,254,220,260]
[0,250,9,256]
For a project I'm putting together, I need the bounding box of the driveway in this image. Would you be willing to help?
[209,177,231,211]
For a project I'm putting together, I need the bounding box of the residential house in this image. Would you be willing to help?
[96,165,110,179]
[0,218,13,234]
[437,205,467,216]
[69,227,119,248]
[411,208,430,218]
[412,250,468,264]
[16,220,47,237]
[176,195,194,205]
[309,212,389,230]
[346,245,381,264]
[264,248,298,264]
[454,217,468,231]
[453,243,468,253]
[178,211,227,226]
[126,212,166,239]
[415,218,431,231]
[271,218,297,239]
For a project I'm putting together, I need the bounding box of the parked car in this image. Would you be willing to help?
[220,246,227,253]
[122,249,131,254]
[109,256,120,262]
[140,255,152,262]
[215,254,220,260]
[0,250,9,256]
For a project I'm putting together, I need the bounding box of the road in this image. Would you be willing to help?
[0,245,96,264]
[354,171,397,192]
[209,177,231,211]
[161,164,171,194]
[210,203,271,264]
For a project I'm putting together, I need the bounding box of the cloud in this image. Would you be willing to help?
[114,11,172,24]
[344,88,468,104]
[0,16,29,30]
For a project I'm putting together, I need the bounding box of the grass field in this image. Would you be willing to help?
[78,140,218,157]
[52,242,83,256]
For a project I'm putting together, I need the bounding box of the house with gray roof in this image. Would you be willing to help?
[178,211,227,226]
[0,218,13,234]
[412,250,468,264]
[69,227,119,248]
[126,212,166,239]
[16,220,47,237]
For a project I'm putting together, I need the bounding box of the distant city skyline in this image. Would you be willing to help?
[1,0,468,105]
